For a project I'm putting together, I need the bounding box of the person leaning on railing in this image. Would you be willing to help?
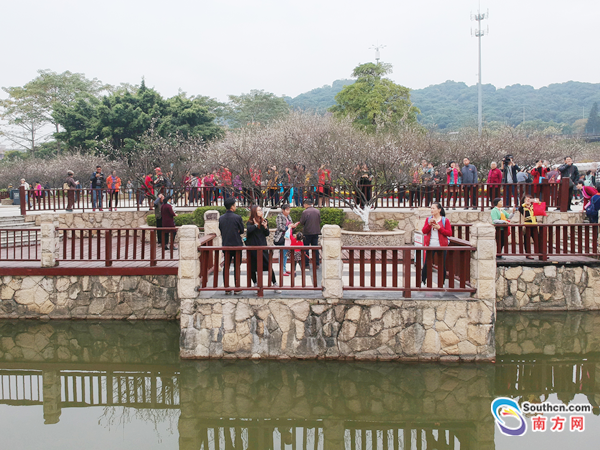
[491,197,515,260]
[518,194,541,259]
[421,202,452,286]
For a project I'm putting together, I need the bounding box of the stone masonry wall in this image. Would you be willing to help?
[180,297,495,361]
[0,275,178,319]
[26,210,151,228]
[496,265,600,310]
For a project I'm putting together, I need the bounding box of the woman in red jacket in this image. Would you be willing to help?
[486,161,503,206]
[421,202,452,286]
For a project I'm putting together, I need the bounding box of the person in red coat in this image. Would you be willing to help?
[421,202,452,286]
[486,161,503,205]
[530,160,549,198]
[160,196,178,250]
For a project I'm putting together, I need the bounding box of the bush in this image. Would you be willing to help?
[175,213,195,226]
[383,219,399,231]
[343,219,364,231]
[146,214,157,227]
[320,208,345,227]
[192,206,250,227]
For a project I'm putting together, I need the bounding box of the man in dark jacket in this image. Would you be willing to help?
[558,156,580,211]
[90,165,106,211]
[300,199,321,268]
[502,156,520,207]
[219,198,245,293]
[154,194,164,244]
[461,158,479,209]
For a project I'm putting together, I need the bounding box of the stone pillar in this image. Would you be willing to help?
[470,223,496,301]
[42,370,62,424]
[178,225,201,300]
[203,211,222,246]
[40,216,58,268]
[322,225,343,299]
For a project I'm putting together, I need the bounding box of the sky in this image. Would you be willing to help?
[1,0,598,102]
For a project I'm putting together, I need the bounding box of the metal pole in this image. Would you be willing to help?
[478,16,483,136]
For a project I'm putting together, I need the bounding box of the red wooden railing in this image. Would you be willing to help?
[495,223,600,261]
[197,245,321,297]
[198,234,216,285]
[342,237,475,298]
[18,178,572,214]
[452,224,471,241]
[0,229,40,261]
[57,227,178,266]
[0,191,9,200]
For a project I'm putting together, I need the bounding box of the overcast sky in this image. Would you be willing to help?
[1,0,597,102]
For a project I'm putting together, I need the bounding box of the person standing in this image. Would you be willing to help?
[558,156,580,211]
[518,194,541,259]
[317,164,332,207]
[461,158,478,210]
[90,166,105,211]
[127,180,134,203]
[487,162,503,205]
[421,202,452,286]
[300,199,321,268]
[144,171,154,210]
[20,178,31,208]
[274,204,298,275]
[154,193,164,244]
[446,162,461,209]
[502,156,520,207]
[106,170,121,211]
[491,198,515,259]
[65,170,79,212]
[530,160,548,201]
[246,206,280,292]
[160,196,177,250]
[219,198,245,294]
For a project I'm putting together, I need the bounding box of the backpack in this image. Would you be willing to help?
[584,175,593,187]
[586,195,600,218]
[429,216,447,227]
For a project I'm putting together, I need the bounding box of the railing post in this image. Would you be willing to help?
[322,225,343,299]
[540,226,548,261]
[40,216,58,268]
[203,210,222,268]
[469,223,497,301]
[105,230,112,267]
[19,185,26,216]
[559,177,571,212]
[178,225,201,300]
[150,230,157,266]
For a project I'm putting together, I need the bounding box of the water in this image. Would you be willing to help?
[1,313,599,449]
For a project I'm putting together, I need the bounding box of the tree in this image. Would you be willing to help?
[329,62,420,133]
[585,102,600,135]
[225,90,290,128]
[53,80,224,160]
[0,70,106,153]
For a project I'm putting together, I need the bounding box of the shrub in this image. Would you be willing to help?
[175,213,195,226]
[343,219,364,231]
[146,214,157,227]
[267,216,277,229]
[383,219,399,231]
[320,208,345,227]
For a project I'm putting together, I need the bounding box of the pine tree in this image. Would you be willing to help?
[585,102,600,134]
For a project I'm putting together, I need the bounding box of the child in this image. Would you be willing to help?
[290,231,304,275]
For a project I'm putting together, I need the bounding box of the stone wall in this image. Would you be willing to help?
[0,320,180,364]
[0,275,178,319]
[341,230,405,246]
[180,297,495,361]
[496,265,600,310]
[496,311,600,356]
[26,210,151,228]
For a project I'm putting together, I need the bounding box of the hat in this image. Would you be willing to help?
[67,170,74,175]
[154,167,161,172]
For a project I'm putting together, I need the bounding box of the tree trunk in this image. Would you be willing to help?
[351,204,372,231]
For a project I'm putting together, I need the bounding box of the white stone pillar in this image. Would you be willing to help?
[203,211,221,268]
[177,225,201,299]
[470,223,496,301]
[322,225,343,299]
[40,216,58,268]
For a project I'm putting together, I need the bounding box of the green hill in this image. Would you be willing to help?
[286,79,600,131]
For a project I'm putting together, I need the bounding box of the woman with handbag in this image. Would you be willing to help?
[273,204,298,275]
[247,206,281,292]
[421,202,452,286]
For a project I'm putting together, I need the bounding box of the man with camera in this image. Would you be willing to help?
[558,156,580,211]
[501,155,520,207]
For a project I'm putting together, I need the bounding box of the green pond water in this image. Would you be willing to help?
[1,312,599,450]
